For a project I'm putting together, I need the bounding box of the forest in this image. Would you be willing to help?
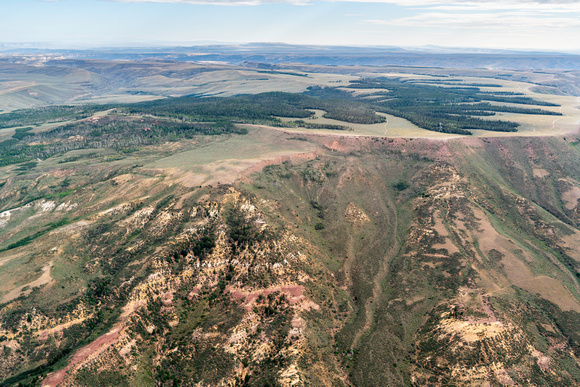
[332,78,560,134]
[0,77,564,168]
[0,116,243,167]
[120,92,385,125]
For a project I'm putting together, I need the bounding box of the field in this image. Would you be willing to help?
[0,60,355,111]
[145,127,318,186]
[275,109,447,138]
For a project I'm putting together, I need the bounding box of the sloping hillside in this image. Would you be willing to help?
[0,128,579,386]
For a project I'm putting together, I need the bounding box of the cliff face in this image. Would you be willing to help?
[1,134,580,386]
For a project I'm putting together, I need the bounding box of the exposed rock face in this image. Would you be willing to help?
[344,202,370,230]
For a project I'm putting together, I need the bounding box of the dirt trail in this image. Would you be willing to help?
[552,106,564,129]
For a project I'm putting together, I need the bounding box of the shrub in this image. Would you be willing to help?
[393,181,410,191]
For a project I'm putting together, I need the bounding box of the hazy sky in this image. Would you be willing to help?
[1,0,579,51]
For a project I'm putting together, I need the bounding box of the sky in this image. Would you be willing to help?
[1,0,579,52]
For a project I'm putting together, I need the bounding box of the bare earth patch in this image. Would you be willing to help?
[532,168,550,178]
[226,284,305,310]
[561,183,580,210]
[344,202,370,230]
[467,206,580,312]
[2,262,54,303]
[431,210,461,255]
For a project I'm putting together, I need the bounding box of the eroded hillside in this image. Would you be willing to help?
[1,131,580,386]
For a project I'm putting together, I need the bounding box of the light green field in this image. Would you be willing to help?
[0,66,110,111]
[462,78,580,137]
[0,62,356,111]
[71,94,166,105]
[128,69,355,98]
[145,128,318,186]
[275,109,457,139]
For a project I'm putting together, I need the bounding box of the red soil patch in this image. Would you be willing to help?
[187,287,200,300]
[41,327,122,387]
[38,330,49,341]
[41,301,146,387]
[162,291,173,305]
[465,294,500,325]
[325,140,349,153]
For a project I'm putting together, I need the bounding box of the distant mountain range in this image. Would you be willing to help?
[2,43,580,70]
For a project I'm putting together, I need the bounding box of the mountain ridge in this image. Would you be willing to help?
[1,129,579,386]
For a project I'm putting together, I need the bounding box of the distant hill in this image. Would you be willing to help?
[3,43,580,70]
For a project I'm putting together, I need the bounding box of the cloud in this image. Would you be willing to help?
[367,11,580,29]
[103,0,580,6]
[370,0,579,4]
[106,0,308,5]
[351,0,580,13]
[412,1,580,12]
